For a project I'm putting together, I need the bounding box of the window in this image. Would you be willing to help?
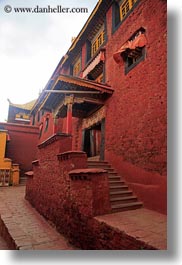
[91,29,105,57]
[37,111,40,122]
[44,117,49,132]
[124,46,145,73]
[113,1,120,28]
[95,73,104,83]
[120,0,137,20]
[73,57,81,76]
[15,113,30,120]
[32,115,35,125]
[39,123,43,138]
[124,29,146,73]
[112,0,138,30]
[113,28,147,73]
[85,40,91,63]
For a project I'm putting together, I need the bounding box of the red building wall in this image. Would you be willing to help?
[68,0,167,214]
[0,122,39,177]
[27,0,167,214]
[103,0,167,213]
[32,111,64,144]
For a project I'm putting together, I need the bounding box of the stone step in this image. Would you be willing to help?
[108,175,122,181]
[87,156,100,161]
[108,172,118,175]
[110,195,138,205]
[110,190,133,198]
[109,180,125,186]
[88,164,112,169]
[111,202,143,213]
[105,168,116,172]
[110,185,129,192]
[87,160,108,164]
[19,177,27,186]
[88,159,143,214]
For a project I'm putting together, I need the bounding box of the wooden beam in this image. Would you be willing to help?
[44,90,101,94]
[52,98,65,118]
[74,97,104,105]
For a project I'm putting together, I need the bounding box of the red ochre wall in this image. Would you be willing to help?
[26,138,155,250]
[103,0,167,214]
[0,122,39,177]
[32,111,54,144]
[26,0,166,214]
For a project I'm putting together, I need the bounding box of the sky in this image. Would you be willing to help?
[0,0,98,122]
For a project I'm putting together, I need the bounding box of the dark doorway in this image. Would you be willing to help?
[83,123,102,158]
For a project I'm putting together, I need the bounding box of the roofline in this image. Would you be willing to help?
[0,121,39,129]
[7,99,36,111]
[31,0,112,114]
[60,0,103,67]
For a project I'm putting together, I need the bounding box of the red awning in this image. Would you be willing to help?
[82,50,105,78]
[113,33,147,64]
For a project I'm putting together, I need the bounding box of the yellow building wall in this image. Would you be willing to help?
[0,131,12,169]
[0,130,20,186]
[0,131,7,160]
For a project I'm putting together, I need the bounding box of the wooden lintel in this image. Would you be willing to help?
[53,99,65,117]
[75,97,104,105]
[86,106,104,118]
[44,90,101,94]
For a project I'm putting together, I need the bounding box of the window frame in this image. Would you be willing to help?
[44,117,49,132]
[37,111,40,122]
[95,73,104,83]
[39,123,43,139]
[112,0,140,33]
[124,46,146,74]
[91,27,105,58]
[72,57,81,77]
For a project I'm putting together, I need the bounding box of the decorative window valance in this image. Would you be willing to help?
[82,50,105,78]
[113,32,147,64]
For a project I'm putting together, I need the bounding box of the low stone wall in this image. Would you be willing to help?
[25,134,113,248]
[25,134,158,249]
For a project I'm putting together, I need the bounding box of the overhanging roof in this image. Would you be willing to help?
[31,1,113,115]
[39,74,113,118]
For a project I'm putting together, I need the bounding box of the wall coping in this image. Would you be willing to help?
[25,171,34,178]
[57,151,86,161]
[69,168,106,175]
[32,160,39,166]
[4,158,12,162]
[0,129,8,133]
[0,121,39,130]
[38,133,71,149]
[69,168,107,181]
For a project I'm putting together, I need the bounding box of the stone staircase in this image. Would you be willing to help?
[19,176,27,186]
[87,160,143,213]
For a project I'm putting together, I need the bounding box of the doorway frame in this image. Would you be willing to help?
[82,118,105,161]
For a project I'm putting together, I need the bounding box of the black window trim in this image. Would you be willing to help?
[44,117,49,132]
[112,0,140,34]
[124,46,146,74]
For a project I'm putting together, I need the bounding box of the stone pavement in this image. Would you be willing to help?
[95,208,167,250]
[0,186,167,250]
[0,186,76,250]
